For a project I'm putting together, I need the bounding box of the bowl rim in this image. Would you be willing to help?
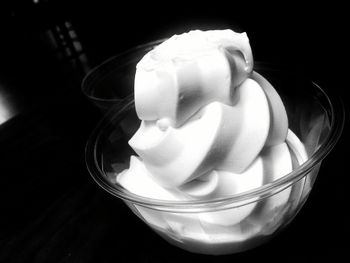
[81,39,167,102]
[85,43,345,210]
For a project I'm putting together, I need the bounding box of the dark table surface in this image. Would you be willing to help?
[0,2,349,262]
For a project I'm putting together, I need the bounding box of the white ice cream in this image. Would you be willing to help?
[116,29,307,251]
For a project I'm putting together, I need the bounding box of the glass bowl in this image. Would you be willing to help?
[85,42,344,255]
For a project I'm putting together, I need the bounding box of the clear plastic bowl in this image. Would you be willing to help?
[85,42,344,255]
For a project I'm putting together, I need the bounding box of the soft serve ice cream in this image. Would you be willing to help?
[119,29,290,196]
[116,29,308,254]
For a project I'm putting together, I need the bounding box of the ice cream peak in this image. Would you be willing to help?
[134,29,253,128]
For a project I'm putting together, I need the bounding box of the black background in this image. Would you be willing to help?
[0,1,348,262]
